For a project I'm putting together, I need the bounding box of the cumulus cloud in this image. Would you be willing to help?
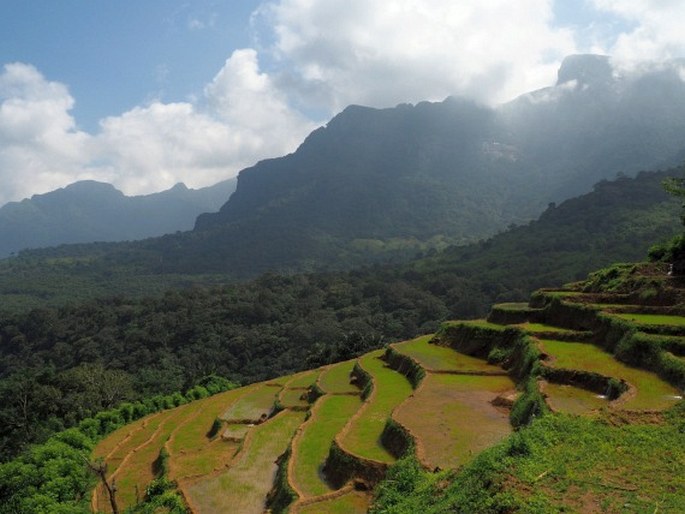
[94,49,316,195]
[590,1,685,63]
[253,0,577,111]
[3,1,685,205]
[0,51,316,205]
[0,63,91,204]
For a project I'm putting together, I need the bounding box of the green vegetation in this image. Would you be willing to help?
[0,168,680,460]
[291,394,362,497]
[340,351,413,463]
[184,410,305,514]
[393,336,504,373]
[318,360,359,394]
[540,339,681,410]
[612,313,685,326]
[298,491,371,514]
[220,384,281,423]
[371,410,685,513]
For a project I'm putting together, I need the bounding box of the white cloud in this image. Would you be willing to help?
[3,1,685,206]
[0,63,92,204]
[590,1,685,63]
[254,0,577,111]
[0,51,316,205]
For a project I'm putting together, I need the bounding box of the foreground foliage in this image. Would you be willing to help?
[371,408,685,513]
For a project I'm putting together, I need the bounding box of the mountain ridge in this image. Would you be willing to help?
[0,178,237,257]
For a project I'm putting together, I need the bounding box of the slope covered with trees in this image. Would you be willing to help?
[0,167,680,460]
[0,178,236,257]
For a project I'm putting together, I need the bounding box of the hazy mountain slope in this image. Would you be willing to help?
[180,54,685,274]
[0,178,236,257]
[4,54,685,278]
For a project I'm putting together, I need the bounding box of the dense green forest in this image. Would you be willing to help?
[0,168,680,461]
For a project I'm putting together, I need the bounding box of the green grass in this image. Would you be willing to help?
[393,336,503,373]
[319,360,359,394]
[394,373,514,469]
[371,411,685,513]
[515,322,579,334]
[453,319,508,330]
[185,410,306,514]
[340,350,413,463]
[108,404,193,511]
[168,388,245,453]
[286,369,320,389]
[220,383,280,422]
[612,313,685,326]
[291,394,362,497]
[492,302,532,310]
[297,491,371,513]
[279,388,310,408]
[541,339,681,410]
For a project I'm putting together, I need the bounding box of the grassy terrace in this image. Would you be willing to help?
[286,369,320,389]
[448,319,509,330]
[499,415,685,513]
[542,382,609,415]
[611,313,685,327]
[296,491,371,514]
[280,387,310,409]
[340,350,413,463]
[186,410,306,514]
[318,359,359,394]
[103,404,193,511]
[291,394,362,497]
[540,339,681,410]
[514,322,581,335]
[393,335,504,373]
[220,383,281,422]
[394,373,514,469]
[167,388,246,482]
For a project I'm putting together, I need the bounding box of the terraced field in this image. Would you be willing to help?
[220,382,282,422]
[339,350,413,463]
[291,394,362,498]
[612,313,685,331]
[393,335,503,373]
[296,491,371,513]
[541,382,609,415]
[92,404,194,511]
[185,410,306,514]
[89,269,685,514]
[395,373,514,469]
[540,339,681,410]
[318,359,359,394]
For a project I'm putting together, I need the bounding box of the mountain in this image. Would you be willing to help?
[0,178,236,257]
[186,54,685,273]
[5,54,685,280]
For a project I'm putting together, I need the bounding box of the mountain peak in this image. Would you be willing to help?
[556,54,613,88]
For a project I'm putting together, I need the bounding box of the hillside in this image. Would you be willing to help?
[0,166,678,313]
[0,167,679,461]
[2,261,683,513]
[0,178,236,257]
[5,55,685,279]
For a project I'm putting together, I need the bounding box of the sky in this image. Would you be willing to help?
[0,0,684,205]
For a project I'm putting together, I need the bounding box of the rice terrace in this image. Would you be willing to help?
[82,262,685,513]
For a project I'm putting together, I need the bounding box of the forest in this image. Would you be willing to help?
[0,168,680,461]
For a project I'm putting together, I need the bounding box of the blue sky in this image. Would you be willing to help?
[0,0,683,205]
[0,0,262,131]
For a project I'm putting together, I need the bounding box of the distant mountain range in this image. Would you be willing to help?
[0,178,236,257]
[6,54,685,278]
